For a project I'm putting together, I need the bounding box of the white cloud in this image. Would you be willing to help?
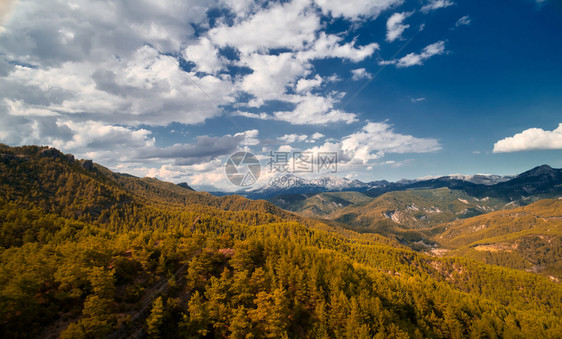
[298,32,379,63]
[183,37,225,74]
[312,132,325,140]
[314,0,404,20]
[58,120,155,152]
[0,106,156,165]
[493,124,562,153]
[237,52,309,105]
[235,129,260,145]
[272,94,358,125]
[411,97,425,103]
[0,0,451,188]
[455,15,471,27]
[278,132,324,144]
[326,74,342,82]
[234,93,357,125]
[3,45,236,126]
[0,0,212,65]
[421,0,454,13]
[146,164,187,182]
[278,134,309,143]
[380,41,446,67]
[386,11,412,42]
[304,122,441,165]
[209,0,320,55]
[340,122,441,163]
[230,29,378,109]
[295,75,323,93]
[221,0,263,17]
[351,68,373,80]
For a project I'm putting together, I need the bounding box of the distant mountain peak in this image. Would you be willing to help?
[517,164,556,179]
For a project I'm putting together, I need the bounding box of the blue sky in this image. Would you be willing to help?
[0,0,561,191]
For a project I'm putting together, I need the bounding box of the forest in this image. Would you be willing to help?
[1,145,561,338]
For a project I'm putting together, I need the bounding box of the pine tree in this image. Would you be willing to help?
[146,296,165,338]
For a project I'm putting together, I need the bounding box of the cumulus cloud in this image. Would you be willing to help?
[234,92,357,125]
[235,129,260,146]
[278,134,309,143]
[314,0,404,20]
[278,132,324,144]
[0,0,236,128]
[221,0,263,17]
[380,41,446,67]
[421,0,454,13]
[340,122,441,162]
[237,52,309,105]
[183,37,225,74]
[493,124,562,153]
[272,94,358,125]
[232,30,378,107]
[386,11,412,42]
[303,122,441,166]
[351,68,373,81]
[298,32,379,63]
[295,75,323,93]
[209,0,320,55]
[0,0,453,189]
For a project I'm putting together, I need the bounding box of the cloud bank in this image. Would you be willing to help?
[493,124,562,152]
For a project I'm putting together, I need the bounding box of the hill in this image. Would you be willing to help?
[1,144,561,338]
[330,187,505,229]
[432,198,562,280]
[268,191,372,218]
[272,188,508,249]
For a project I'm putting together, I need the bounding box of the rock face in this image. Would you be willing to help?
[39,147,76,163]
[177,182,195,191]
[40,147,64,158]
[80,159,94,171]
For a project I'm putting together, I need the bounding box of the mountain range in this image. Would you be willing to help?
[239,165,561,202]
[264,165,562,257]
[0,144,561,338]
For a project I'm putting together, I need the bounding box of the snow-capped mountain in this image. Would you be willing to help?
[239,174,370,198]
[232,166,559,200]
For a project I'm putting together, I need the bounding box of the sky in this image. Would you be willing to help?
[1,0,561,191]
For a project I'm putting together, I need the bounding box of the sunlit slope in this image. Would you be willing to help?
[434,199,562,279]
[1,144,561,338]
[329,187,505,230]
[269,191,373,217]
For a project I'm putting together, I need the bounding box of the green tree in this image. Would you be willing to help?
[146,296,165,338]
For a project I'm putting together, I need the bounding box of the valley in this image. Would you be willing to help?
[0,145,561,338]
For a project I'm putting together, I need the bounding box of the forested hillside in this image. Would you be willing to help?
[1,145,561,338]
[433,198,562,280]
